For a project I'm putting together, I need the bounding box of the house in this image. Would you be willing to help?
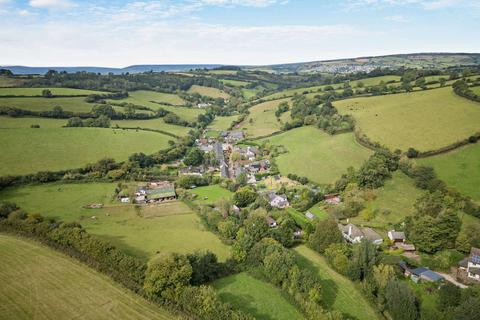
[324,193,341,205]
[458,247,480,283]
[197,103,211,108]
[305,211,315,220]
[247,174,257,184]
[410,267,444,283]
[388,230,406,243]
[179,166,205,176]
[267,192,289,209]
[339,223,383,245]
[266,216,277,228]
[222,131,244,142]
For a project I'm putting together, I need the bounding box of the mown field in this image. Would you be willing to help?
[335,87,480,152]
[207,115,239,131]
[0,87,107,96]
[190,185,233,205]
[349,171,424,230]
[240,98,291,137]
[0,128,171,175]
[294,246,380,320]
[108,91,204,122]
[0,183,230,261]
[418,143,480,202]
[262,127,372,184]
[0,235,174,320]
[188,85,230,99]
[213,272,303,320]
[0,96,100,113]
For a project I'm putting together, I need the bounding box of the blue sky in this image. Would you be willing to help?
[0,0,479,66]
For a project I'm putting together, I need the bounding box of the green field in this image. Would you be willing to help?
[262,127,372,184]
[111,118,191,137]
[0,77,26,87]
[0,96,99,113]
[294,246,380,320]
[0,87,107,96]
[241,87,263,99]
[108,91,204,122]
[219,79,250,87]
[190,185,233,205]
[208,115,240,131]
[350,171,424,230]
[335,87,480,152]
[206,70,238,75]
[350,75,401,87]
[0,128,171,175]
[0,183,230,261]
[418,143,480,201]
[0,235,174,320]
[240,98,291,137]
[0,116,66,128]
[472,86,480,95]
[213,272,303,320]
[125,90,185,105]
[188,85,230,99]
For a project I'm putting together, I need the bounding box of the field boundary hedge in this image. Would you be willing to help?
[114,126,180,139]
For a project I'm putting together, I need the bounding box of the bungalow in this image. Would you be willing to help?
[339,223,383,245]
[458,247,480,283]
[324,193,341,205]
[266,216,277,228]
[388,230,406,243]
[267,192,289,209]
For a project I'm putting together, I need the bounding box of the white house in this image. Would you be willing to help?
[339,224,383,245]
[267,192,289,209]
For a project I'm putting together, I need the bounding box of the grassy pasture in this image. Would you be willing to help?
[0,128,171,175]
[0,116,65,128]
[0,183,230,261]
[213,272,303,320]
[108,91,204,122]
[418,143,480,201]
[126,90,185,106]
[294,246,380,320]
[206,70,238,75]
[335,87,480,152]
[219,79,250,87]
[111,118,191,137]
[0,235,174,320]
[0,96,98,113]
[261,127,372,184]
[240,98,291,137]
[0,87,107,96]
[472,86,480,95]
[188,85,230,99]
[208,115,240,131]
[241,87,263,99]
[190,185,233,205]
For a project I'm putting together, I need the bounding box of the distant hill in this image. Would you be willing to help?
[247,53,480,74]
[0,64,223,75]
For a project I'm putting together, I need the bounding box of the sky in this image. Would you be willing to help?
[0,0,479,67]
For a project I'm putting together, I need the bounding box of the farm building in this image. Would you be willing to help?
[457,247,480,283]
[339,223,383,245]
[135,181,176,204]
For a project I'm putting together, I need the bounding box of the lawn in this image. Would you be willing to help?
[240,98,291,137]
[208,115,240,131]
[111,118,191,137]
[307,204,329,220]
[213,272,303,320]
[349,171,425,230]
[294,246,381,320]
[418,142,480,201]
[188,85,230,99]
[108,91,204,122]
[0,87,107,96]
[0,183,230,261]
[0,127,171,175]
[262,126,372,184]
[0,96,98,113]
[334,87,480,152]
[0,235,174,320]
[190,185,233,205]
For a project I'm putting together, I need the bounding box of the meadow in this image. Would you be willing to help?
[0,128,172,175]
[187,85,230,99]
[0,96,99,113]
[108,91,204,122]
[241,87,263,99]
[123,90,185,105]
[0,182,230,261]
[111,118,191,137]
[0,235,173,320]
[472,86,480,95]
[219,79,250,87]
[335,87,480,152]
[0,87,107,96]
[262,127,372,184]
[207,114,239,131]
[190,185,233,205]
[418,143,480,201]
[240,98,291,137]
[294,246,380,320]
[0,116,66,128]
[213,272,303,320]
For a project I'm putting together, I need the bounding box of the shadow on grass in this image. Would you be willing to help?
[217,292,276,320]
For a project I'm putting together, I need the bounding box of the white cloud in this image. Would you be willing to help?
[29,0,76,9]
[18,9,34,17]
[347,0,475,10]
[384,14,409,22]
[198,0,288,7]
